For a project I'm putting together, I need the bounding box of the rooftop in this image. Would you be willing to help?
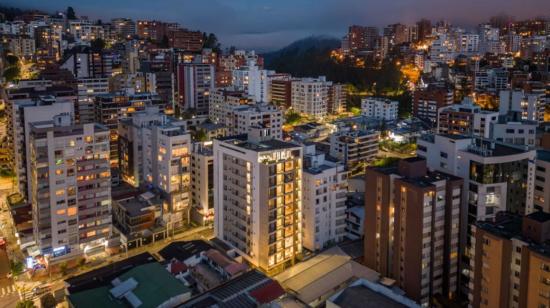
[223,135,300,152]
[274,246,379,304]
[66,253,157,293]
[332,285,407,308]
[115,193,162,217]
[466,139,529,157]
[181,270,285,308]
[68,262,190,308]
[158,240,213,262]
[538,150,550,163]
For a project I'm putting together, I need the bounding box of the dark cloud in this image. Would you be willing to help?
[7,0,549,51]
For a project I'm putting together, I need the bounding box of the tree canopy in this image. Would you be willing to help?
[203,33,221,52]
[66,6,76,20]
[16,300,35,308]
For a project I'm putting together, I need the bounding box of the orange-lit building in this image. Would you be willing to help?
[364,157,463,306]
[470,212,550,308]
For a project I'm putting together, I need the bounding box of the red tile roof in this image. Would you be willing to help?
[170,260,187,274]
[249,280,285,304]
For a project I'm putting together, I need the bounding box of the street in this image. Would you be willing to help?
[0,174,215,307]
[0,177,18,308]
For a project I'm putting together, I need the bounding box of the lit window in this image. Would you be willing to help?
[67,207,77,216]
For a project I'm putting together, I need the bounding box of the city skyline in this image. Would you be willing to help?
[7,0,550,51]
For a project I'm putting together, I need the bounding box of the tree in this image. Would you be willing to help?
[203,33,221,52]
[78,257,86,268]
[285,111,302,125]
[66,6,76,20]
[59,262,68,276]
[159,35,169,48]
[90,38,105,52]
[3,66,20,82]
[5,54,19,66]
[10,260,24,276]
[16,300,35,308]
[194,130,208,142]
[40,293,56,308]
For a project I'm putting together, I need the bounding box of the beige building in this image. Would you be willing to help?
[213,128,303,273]
[29,116,111,260]
[118,107,191,229]
[291,77,332,118]
[535,151,550,212]
[302,144,348,251]
[329,129,379,174]
[190,141,214,225]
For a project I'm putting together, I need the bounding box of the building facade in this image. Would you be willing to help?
[213,128,303,273]
[364,158,463,305]
[29,118,111,260]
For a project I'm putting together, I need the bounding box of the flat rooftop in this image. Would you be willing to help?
[68,262,190,308]
[224,136,300,152]
[332,285,407,308]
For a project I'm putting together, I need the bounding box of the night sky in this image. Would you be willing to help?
[8,0,550,51]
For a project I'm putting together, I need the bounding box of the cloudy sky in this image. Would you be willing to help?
[8,0,550,51]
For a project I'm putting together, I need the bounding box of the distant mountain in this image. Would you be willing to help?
[262,36,340,75]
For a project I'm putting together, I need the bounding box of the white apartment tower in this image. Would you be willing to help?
[178,62,216,115]
[361,97,399,121]
[213,128,303,273]
[29,117,112,259]
[302,144,348,251]
[291,77,332,118]
[190,141,214,225]
[118,107,192,228]
[232,58,274,103]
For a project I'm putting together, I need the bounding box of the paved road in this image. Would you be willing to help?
[37,226,215,305]
[0,178,22,308]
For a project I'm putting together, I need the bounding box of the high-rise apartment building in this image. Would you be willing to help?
[361,97,399,121]
[209,87,252,124]
[413,84,454,126]
[302,144,347,251]
[344,25,379,53]
[329,129,379,174]
[437,97,499,137]
[213,128,303,273]
[499,90,546,122]
[29,117,111,259]
[136,20,178,41]
[535,151,550,213]
[111,18,136,39]
[60,47,113,79]
[291,77,332,118]
[469,212,550,308]
[177,62,215,115]
[118,107,192,228]
[6,35,36,60]
[328,83,347,115]
[190,142,214,226]
[209,88,283,139]
[5,81,76,200]
[94,92,165,164]
[76,78,109,124]
[417,134,537,295]
[168,28,203,51]
[109,72,157,94]
[364,157,463,305]
[268,73,293,108]
[232,59,274,103]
